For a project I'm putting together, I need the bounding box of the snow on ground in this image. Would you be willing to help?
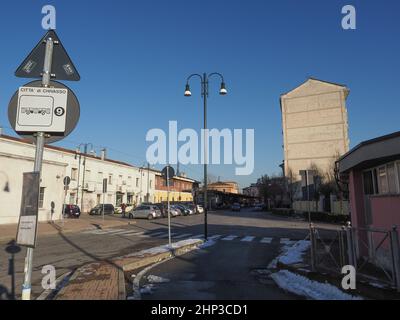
[268,240,310,269]
[278,240,310,265]
[198,239,216,249]
[140,284,155,295]
[124,238,203,258]
[271,270,363,300]
[147,275,170,284]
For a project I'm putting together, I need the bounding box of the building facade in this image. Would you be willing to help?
[0,135,155,224]
[154,172,195,203]
[208,181,239,194]
[243,184,260,198]
[281,78,350,181]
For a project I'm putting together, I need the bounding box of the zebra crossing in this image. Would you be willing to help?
[82,227,298,245]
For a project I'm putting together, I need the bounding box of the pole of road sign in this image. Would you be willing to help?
[21,37,54,301]
[167,166,172,248]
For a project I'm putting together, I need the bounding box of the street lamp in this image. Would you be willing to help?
[75,143,95,213]
[184,72,227,240]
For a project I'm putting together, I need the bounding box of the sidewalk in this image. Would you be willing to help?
[51,239,204,300]
[0,214,133,243]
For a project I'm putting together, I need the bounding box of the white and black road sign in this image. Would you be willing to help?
[8,80,80,143]
[15,86,68,134]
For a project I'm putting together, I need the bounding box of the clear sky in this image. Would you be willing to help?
[1,0,399,188]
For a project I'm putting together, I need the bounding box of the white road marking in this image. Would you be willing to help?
[280,238,292,244]
[142,231,164,237]
[158,233,177,238]
[173,233,193,239]
[86,229,125,235]
[111,230,142,236]
[241,236,255,242]
[191,234,204,239]
[208,235,222,240]
[260,237,273,244]
[221,235,238,241]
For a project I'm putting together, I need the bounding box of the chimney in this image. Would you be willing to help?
[101,148,107,161]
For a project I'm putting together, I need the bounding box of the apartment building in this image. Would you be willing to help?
[0,134,155,224]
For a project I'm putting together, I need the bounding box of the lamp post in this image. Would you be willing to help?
[75,143,94,213]
[184,73,227,240]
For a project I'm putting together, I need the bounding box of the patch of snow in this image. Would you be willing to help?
[147,275,170,284]
[124,238,202,258]
[278,240,310,265]
[140,284,155,295]
[198,239,216,249]
[271,270,363,300]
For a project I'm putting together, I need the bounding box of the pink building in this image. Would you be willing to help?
[339,131,400,270]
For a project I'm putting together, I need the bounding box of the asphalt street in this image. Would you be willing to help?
[0,209,338,300]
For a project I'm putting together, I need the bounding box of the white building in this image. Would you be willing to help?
[280,78,350,180]
[0,134,155,225]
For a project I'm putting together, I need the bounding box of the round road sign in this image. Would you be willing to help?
[162,166,175,180]
[8,80,80,144]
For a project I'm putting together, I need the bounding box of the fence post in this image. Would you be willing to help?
[309,223,316,271]
[390,226,400,292]
[345,222,356,269]
[339,226,346,267]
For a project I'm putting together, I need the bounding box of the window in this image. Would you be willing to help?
[71,168,78,181]
[109,174,113,185]
[387,163,397,194]
[363,170,377,195]
[98,172,103,183]
[128,176,132,186]
[85,170,91,181]
[368,162,400,195]
[136,178,140,187]
[119,175,123,185]
[378,166,389,194]
[39,187,45,208]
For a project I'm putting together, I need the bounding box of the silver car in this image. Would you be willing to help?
[129,205,162,220]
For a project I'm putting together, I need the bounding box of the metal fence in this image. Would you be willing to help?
[310,224,400,291]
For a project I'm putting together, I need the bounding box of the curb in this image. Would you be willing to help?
[52,239,204,300]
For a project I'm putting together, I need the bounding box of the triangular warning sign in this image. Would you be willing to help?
[15,30,80,81]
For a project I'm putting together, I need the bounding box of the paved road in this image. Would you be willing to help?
[0,209,337,300]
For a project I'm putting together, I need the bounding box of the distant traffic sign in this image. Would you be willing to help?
[63,176,71,186]
[15,30,80,81]
[8,80,80,143]
[162,166,175,181]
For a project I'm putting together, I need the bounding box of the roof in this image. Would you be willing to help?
[280,78,350,99]
[0,134,135,168]
[339,131,400,173]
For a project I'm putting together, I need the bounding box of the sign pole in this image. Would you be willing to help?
[21,36,54,301]
[167,167,171,248]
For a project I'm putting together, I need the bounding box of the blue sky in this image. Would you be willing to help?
[1,0,400,188]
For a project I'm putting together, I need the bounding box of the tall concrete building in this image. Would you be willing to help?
[280,78,350,180]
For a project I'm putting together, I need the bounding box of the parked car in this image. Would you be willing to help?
[174,204,191,216]
[63,205,81,219]
[196,205,204,214]
[89,204,115,216]
[114,205,134,215]
[231,203,241,212]
[171,205,184,216]
[129,205,162,220]
[254,203,266,211]
[186,204,200,214]
[167,207,180,217]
